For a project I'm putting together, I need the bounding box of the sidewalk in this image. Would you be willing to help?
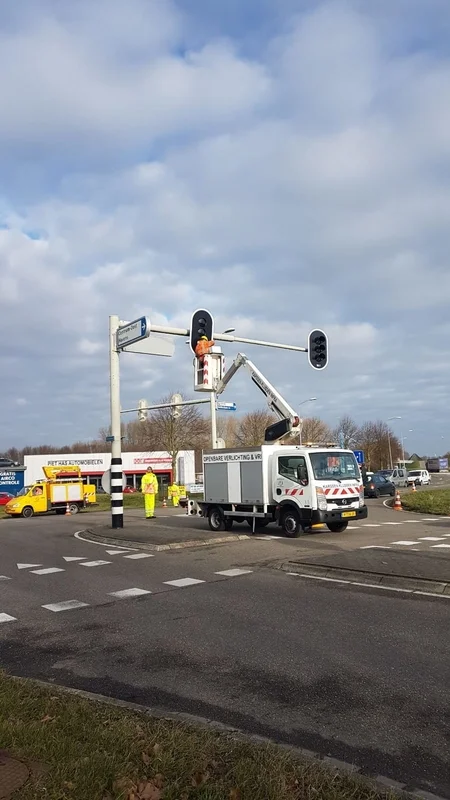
[82,515,252,551]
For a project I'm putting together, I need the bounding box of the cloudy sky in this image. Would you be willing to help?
[1,0,449,455]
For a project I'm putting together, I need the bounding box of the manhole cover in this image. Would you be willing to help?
[0,754,30,799]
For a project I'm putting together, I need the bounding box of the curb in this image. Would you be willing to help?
[25,677,449,800]
[80,527,251,552]
[280,562,450,596]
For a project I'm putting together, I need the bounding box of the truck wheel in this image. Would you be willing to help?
[21,506,34,519]
[327,522,348,533]
[68,503,79,515]
[281,509,302,538]
[208,507,226,532]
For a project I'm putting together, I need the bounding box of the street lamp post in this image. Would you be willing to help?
[387,416,402,470]
[298,397,317,445]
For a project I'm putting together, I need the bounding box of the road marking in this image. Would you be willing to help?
[31,567,65,575]
[108,588,152,599]
[106,550,134,555]
[360,546,391,550]
[63,556,86,562]
[418,537,446,542]
[421,518,441,522]
[348,526,361,529]
[431,544,450,549]
[17,563,42,570]
[42,600,89,612]
[390,541,417,546]
[382,522,404,525]
[80,560,111,567]
[215,569,253,577]
[164,578,205,588]
[0,613,16,623]
[0,576,11,581]
[363,524,382,527]
[123,553,155,560]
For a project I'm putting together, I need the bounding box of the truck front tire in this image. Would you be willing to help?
[21,506,34,518]
[327,522,348,533]
[68,503,79,515]
[281,509,302,538]
[208,507,226,532]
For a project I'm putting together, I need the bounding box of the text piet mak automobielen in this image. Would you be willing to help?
[198,445,367,537]
[4,465,97,518]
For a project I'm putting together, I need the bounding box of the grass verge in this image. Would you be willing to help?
[0,671,399,800]
[401,487,450,514]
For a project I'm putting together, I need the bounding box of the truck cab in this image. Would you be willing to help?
[273,447,367,535]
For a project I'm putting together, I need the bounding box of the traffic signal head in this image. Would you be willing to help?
[190,309,214,354]
[308,329,328,370]
[137,398,148,422]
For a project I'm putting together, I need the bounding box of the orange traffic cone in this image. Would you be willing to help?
[65,503,71,516]
[163,497,167,508]
[393,491,402,511]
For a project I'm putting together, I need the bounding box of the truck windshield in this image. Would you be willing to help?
[309,452,359,480]
[16,486,32,497]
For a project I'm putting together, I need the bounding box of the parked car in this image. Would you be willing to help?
[363,473,396,498]
[0,492,15,505]
[123,486,137,493]
[407,469,430,486]
[0,458,17,468]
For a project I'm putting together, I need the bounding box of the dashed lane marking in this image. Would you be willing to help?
[106,550,134,555]
[80,560,111,568]
[418,537,446,542]
[0,613,16,623]
[215,569,253,577]
[63,556,86,562]
[42,600,89,612]
[363,524,382,527]
[391,541,417,546]
[0,576,11,581]
[17,563,41,570]
[31,567,65,575]
[360,545,391,550]
[108,588,152,599]
[123,553,154,560]
[431,544,450,549]
[164,578,205,588]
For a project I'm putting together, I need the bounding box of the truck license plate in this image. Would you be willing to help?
[341,511,356,518]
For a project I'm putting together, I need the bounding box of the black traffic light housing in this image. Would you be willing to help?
[190,309,214,354]
[308,329,328,370]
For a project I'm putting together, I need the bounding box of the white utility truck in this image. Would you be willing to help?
[197,444,367,536]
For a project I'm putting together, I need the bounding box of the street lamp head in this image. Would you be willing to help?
[222,328,236,334]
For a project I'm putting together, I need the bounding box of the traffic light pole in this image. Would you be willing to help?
[150,323,308,353]
[210,392,218,448]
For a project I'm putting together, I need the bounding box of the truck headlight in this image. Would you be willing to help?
[316,489,327,510]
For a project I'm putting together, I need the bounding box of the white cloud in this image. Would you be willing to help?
[0,0,449,455]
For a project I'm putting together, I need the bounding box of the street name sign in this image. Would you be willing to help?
[117,317,149,349]
[216,401,237,411]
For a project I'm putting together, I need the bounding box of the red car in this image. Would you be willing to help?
[123,486,137,494]
[0,492,15,506]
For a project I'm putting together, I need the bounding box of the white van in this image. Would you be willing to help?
[407,469,430,486]
[377,468,408,488]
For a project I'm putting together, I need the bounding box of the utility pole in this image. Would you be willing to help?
[109,315,124,529]
[210,392,218,449]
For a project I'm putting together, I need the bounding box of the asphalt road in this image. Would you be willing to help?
[0,503,449,798]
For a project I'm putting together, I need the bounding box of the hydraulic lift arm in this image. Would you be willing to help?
[215,353,301,442]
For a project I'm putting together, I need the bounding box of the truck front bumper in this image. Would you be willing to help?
[310,506,368,524]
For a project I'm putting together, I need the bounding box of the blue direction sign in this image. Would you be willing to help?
[353,450,364,465]
[116,316,150,349]
[216,401,237,412]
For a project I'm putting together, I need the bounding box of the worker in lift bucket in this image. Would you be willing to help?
[195,335,214,358]
[141,466,159,519]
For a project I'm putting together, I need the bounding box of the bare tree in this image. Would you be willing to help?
[234,410,277,446]
[356,421,401,470]
[300,417,333,444]
[143,393,209,480]
[216,415,239,447]
[333,415,360,449]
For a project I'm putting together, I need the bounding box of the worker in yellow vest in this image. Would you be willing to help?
[168,482,180,507]
[141,466,159,519]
